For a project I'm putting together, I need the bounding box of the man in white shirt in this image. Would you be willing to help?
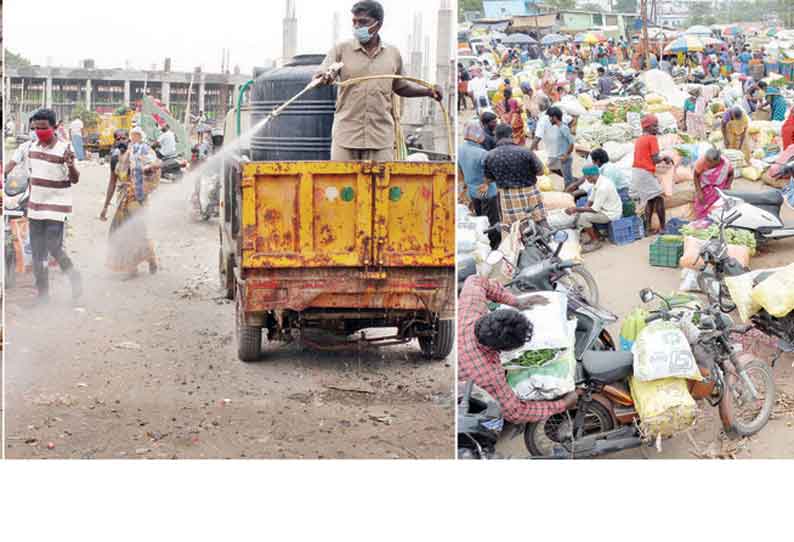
[564,165,623,252]
[156,124,177,158]
[69,116,85,160]
[27,108,83,302]
[468,73,489,115]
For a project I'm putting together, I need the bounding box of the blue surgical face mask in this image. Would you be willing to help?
[353,23,376,44]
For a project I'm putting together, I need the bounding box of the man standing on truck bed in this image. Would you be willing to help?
[313,1,443,161]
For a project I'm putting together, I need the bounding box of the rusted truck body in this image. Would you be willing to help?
[219,159,455,361]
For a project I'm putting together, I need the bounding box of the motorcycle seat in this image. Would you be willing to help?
[724,190,783,208]
[582,350,634,383]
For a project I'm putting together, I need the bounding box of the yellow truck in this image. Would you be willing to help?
[219,158,455,361]
[84,111,135,156]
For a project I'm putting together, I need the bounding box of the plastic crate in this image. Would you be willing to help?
[576,196,588,207]
[649,236,684,268]
[608,216,643,246]
[617,187,631,203]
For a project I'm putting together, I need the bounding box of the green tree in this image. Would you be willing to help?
[6,50,32,68]
[579,3,604,11]
[458,0,483,21]
[614,0,638,12]
[545,0,576,8]
[685,3,716,26]
[72,103,100,129]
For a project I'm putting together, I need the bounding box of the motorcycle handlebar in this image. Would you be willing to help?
[725,211,742,225]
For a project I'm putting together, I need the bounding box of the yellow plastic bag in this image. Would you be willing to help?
[645,94,665,105]
[741,166,761,181]
[630,377,697,438]
[646,103,672,113]
[751,264,794,318]
[537,175,553,192]
[578,93,594,111]
[541,191,575,211]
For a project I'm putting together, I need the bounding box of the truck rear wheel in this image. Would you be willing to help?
[219,247,235,300]
[236,290,262,362]
[419,319,454,360]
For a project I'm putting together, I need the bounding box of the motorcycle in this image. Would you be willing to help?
[710,179,794,243]
[483,217,600,305]
[160,153,186,182]
[524,289,776,458]
[4,174,30,288]
[457,381,504,459]
[697,198,794,351]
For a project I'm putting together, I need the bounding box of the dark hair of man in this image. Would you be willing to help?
[352,1,384,22]
[31,108,57,127]
[494,123,513,141]
[547,106,563,121]
[597,67,605,74]
[474,309,532,351]
[590,148,609,166]
[480,111,497,125]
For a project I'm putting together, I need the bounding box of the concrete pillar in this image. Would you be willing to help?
[86,79,92,110]
[434,0,453,155]
[198,76,206,113]
[123,80,131,105]
[46,77,53,108]
[283,0,298,62]
[162,80,171,108]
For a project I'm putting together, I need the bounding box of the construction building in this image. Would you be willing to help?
[4,61,249,133]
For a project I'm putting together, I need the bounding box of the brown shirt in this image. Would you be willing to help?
[321,39,410,150]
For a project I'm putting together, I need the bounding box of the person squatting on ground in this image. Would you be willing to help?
[26,108,83,302]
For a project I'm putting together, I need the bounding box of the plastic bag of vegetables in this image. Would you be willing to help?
[506,320,577,400]
[629,376,697,438]
[632,320,702,382]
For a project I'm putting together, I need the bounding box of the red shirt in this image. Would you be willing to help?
[633,134,660,173]
[457,276,567,423]
[783,112,794,151]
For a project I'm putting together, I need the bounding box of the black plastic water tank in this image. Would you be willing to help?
[249,54,336,161]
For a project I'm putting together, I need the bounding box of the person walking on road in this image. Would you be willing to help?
[69,115,85,161]
[314,0,442,161]
[100,127,159,277]
[26,108,83,302]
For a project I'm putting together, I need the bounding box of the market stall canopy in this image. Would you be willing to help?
[664,35,705,54]
[766,27,779,38]
[541,33,569,46]
[722,25,742,37]
[492,31,508,41]
[701,36,725,47]
[503,33,537,45]
[580,31,607,45]
[684,25,713,37]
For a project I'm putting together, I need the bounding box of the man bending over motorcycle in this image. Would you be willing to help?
[458,275,578,423]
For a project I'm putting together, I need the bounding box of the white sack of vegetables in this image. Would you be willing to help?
[632,320,702,382]
[506,320,577,401]
[498,292,569,354]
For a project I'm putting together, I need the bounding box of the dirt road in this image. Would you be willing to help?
[4,162,454,459]
[493,176,794,459]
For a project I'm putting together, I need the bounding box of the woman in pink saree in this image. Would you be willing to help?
[693,147,734,220]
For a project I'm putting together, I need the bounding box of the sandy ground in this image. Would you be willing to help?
[4,162,454,459]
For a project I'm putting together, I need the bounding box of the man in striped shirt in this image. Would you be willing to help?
[26,108,82,302]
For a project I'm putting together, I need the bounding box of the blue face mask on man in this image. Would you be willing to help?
[353,22,377,44]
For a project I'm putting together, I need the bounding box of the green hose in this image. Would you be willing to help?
[236,79,254,137]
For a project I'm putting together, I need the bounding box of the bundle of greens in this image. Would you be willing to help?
[680,224,757,255]
[511,348,559,368]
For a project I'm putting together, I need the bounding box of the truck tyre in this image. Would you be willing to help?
[419,319,454,360]
[219,248,235,300]
[236,291,262,362]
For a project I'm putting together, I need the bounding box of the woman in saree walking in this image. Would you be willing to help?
[693,147,734,220]
[99,127,160,277]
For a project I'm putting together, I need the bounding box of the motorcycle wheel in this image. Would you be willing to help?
[525,401,614,457]
[558,267,599,306]
[722,359,776,438]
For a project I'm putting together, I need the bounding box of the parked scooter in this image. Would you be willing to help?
[160,153,186,182]
[457,381,504,459]
[710,182,794,243]
[4,174,30,288]
[524,289,776,458]
[483,217,600,305]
